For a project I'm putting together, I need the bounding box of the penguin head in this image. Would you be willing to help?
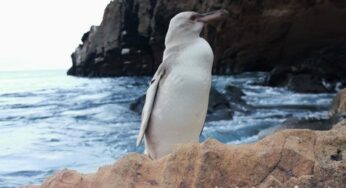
[165,10,228,46]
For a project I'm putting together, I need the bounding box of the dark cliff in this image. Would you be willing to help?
[68,0,346,91]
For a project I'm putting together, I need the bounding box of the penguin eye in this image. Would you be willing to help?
[190,14,198,21]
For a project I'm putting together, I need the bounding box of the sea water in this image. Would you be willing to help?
[0,70,334,187]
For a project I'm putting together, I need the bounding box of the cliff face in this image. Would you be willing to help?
[68,0,156,76]
[27,121,346,188]
[68,0,346,86]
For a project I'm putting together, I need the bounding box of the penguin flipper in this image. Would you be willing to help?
[136,65,166,146]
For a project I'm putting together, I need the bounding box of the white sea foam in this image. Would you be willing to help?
[121,48,130,55]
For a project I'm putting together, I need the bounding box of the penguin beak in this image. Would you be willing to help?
[196,9,229,23]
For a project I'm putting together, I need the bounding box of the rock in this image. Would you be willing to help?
[205,108,233,122]
[287,74,331,93]
[207,87,233,121]
[329,88,346,117]
[223,84,249,113]
[280,117,334,131]
[68,0,156,77]
[263,90,346,137]
[129,87,234,121]
[129,94,146,114]
[267,62,346,93]
[27,121,346,188]
[224,84,245,102]
[68,0,346,84]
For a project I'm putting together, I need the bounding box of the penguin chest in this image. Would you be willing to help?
[166,68,211,102]
[153,68,211,127]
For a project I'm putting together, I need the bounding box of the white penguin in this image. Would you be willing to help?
[136,10,228,159]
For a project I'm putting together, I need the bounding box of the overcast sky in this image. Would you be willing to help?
[0,0,111,71]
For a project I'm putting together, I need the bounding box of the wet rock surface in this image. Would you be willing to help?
[224,84,249,113]
[206,87,234,121]
[27,121,346,188]
[268,88,346,136]
[225,84,245,102]
[68,0,346,91]
[279,117,334,131]
[267,56,346,93]
[129,94,146,114]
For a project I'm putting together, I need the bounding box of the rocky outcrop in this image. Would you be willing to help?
[68,0,346,89]
[27,121,346,188]
[68,0,157,77]
[264,88,346,138]
[206,87,234,121]
[267,60,346,93]
[224,84,249,112]
[264,89,346,137]
[281,117,334,131]
[329,88,346,117]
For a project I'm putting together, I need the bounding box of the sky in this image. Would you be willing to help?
[0,0,112,71]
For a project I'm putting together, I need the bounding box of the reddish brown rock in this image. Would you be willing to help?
[27,121,346,188]
[330,88,346,116]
